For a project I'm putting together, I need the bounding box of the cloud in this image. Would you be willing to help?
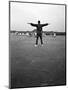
[11,2,65,32]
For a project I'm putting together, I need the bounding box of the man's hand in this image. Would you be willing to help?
[27,23,32,24]
[27,23,37,27]
[47,23,50,25]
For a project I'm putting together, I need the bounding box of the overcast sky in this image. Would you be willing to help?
[10,2,65,32]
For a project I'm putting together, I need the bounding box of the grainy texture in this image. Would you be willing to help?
[10,34,66,88]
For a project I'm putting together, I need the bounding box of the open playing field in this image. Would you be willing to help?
[10,34,66,88]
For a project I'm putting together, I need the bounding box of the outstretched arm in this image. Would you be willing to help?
[41,23,49,27]
[28,23,37,27]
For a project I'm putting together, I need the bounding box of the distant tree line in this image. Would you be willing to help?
[10,30,66,36]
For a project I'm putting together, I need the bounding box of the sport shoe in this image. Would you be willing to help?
[34,44,38,47]
[41,44,44,46]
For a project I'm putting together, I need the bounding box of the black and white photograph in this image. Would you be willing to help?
[9,1,66,89]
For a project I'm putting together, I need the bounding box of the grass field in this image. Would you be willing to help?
[10,34,66,88]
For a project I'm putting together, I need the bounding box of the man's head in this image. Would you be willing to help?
[38,20,40,24]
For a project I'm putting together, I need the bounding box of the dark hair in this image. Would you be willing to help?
[38,20,40,23]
